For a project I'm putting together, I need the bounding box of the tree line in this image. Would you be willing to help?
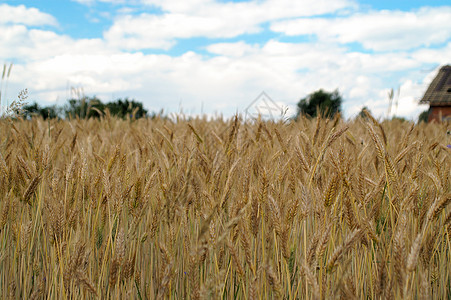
[296,89,428,123]
[23,96,149,120]
[25,90,342,120]
[22,89,429,122]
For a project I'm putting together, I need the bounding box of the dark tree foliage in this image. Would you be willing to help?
[358,106,370,119]
[23,102,61,120]
[65,97,148,119]
[296,89,343,119]
[418,110,429,123]
[64,97,104,119]
[105,98,148,119]
[391,116,407,122]
[23,97,149,120]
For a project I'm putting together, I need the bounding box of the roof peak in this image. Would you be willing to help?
[420,64,451,105]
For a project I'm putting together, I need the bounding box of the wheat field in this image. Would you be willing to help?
[0,114,449,299]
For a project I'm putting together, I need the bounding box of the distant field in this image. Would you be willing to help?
[0,115,449,299]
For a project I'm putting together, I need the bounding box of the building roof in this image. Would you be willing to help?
[420,65,451,105]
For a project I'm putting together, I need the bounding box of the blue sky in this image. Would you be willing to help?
[1,0,451,119]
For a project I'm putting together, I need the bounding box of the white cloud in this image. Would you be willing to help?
[411,41,451,65]
[345,70,436,120]
[271,7,451,51]
[206,41,258,57]
[394,81,429,117]
[105,12,262,50]
[6,34,444,119]
[0,4,57,26]
[0,25,109,62]
[1,2,450,121]
[141,0,354,16]
[105,0,354,50]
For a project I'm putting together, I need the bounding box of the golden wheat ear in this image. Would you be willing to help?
[2,112,450,298]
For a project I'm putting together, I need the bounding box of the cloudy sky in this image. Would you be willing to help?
[1,0,450,119]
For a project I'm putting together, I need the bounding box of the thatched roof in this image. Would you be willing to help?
[420,65,451,105]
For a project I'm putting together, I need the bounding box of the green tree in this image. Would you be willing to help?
[418,110,429,123]
[23,102,61,119]
[358,106,371,120]
[296,89,343,119]
[105,98,148,119]
[22,96,150,120]
[64,96,105,119]
[391,116,407,122]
